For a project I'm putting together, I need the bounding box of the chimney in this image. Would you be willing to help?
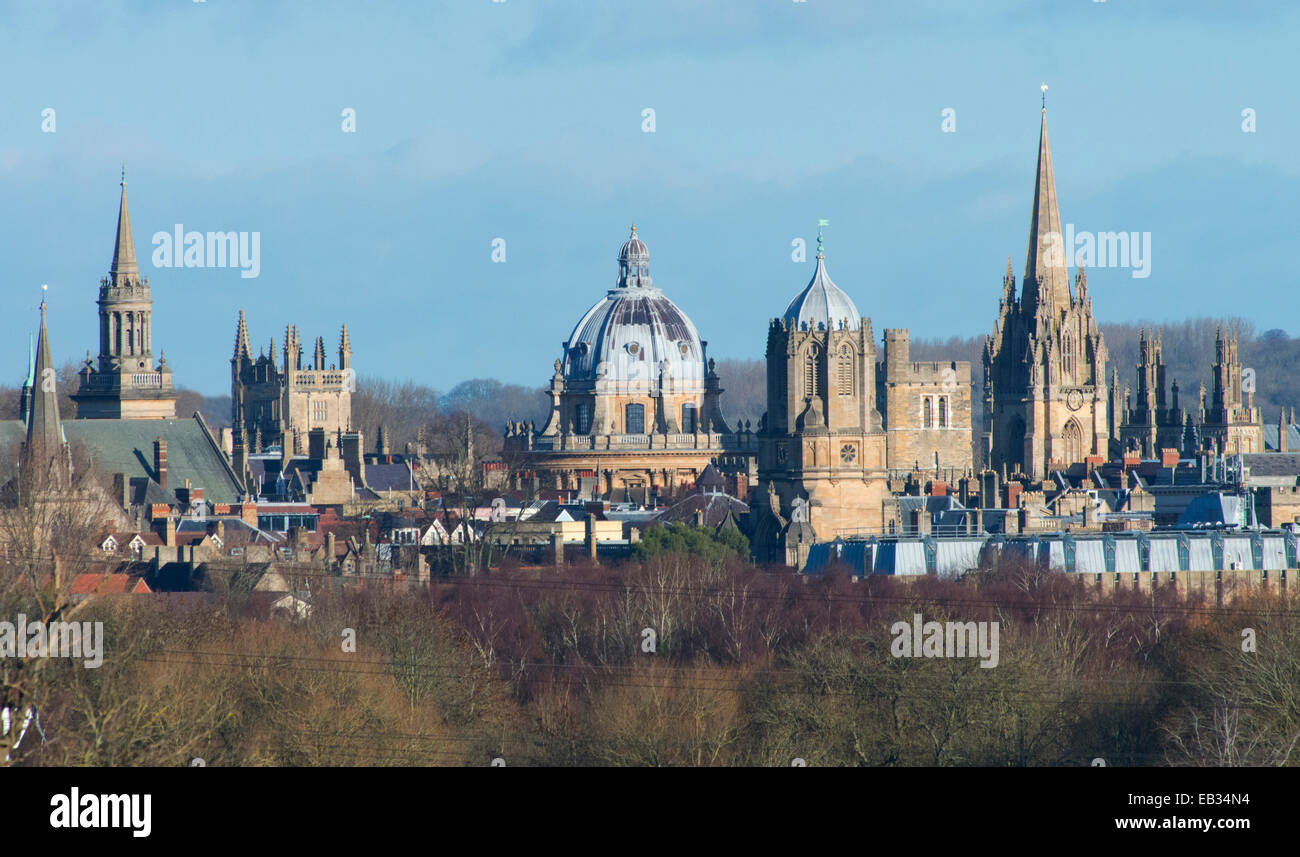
[325,531,336,568]
[585,515,598,563]
[153,437,168,490]
[238,498,258,527]
[113,472,131,510]
[1160,448,1180,469]
[1280,410,1289,453]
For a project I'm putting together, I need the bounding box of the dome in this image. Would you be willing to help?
[562,228,705,389]
[782,253,861,331]
[619,225,650,270]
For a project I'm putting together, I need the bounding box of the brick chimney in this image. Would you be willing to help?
[153,438,168,490]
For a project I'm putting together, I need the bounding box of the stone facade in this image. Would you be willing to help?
[231,310,353,457]
[1200,326,1264,455]
[877,328,973,473]
[753,243,972,558]
[72,181,177,420]
[983,108,1109,479]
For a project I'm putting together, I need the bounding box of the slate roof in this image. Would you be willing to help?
[367,462,414,491]
[0,415,243,503]
[1243,453,1300,477]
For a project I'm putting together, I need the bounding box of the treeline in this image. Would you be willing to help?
[12,555,1298,766]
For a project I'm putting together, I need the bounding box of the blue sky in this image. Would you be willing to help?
[1,0,1295,395]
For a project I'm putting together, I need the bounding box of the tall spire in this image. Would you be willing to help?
[1022,100,1070,311]
[110,173,139,284]
[233,309,252,361]
[26,301,64,464]
[338,323,352,370]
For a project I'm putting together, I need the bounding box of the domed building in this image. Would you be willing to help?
[505,227,756,503]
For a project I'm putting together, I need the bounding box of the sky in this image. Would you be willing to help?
[0,0,1295,396]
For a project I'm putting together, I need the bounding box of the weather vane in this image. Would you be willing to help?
[1041,83,1048,110]
[817,218,829,255]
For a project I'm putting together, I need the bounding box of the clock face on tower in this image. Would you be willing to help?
[1066,388,1084,411]
[840,443,856,464]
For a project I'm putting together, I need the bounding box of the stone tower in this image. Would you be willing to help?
[756,244,888,546]
[1117,327,1186,457]
[983,107,1109,479]
[1200,325,1263,454]
[231,311,354,453]
[72,178,177,419]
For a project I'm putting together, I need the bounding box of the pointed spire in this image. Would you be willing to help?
[233,309,252,361]
[26,301,64,464]
[338,323,352,370]
[1023,103,1070,311]
[110,174,139,284]
[314,336,326,370]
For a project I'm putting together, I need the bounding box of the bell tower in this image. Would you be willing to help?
[73,174,177,419]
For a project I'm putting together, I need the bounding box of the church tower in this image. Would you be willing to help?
[1200,325,1263,454]
[72,177,177,419]
[756,234,888,553]
[983,104,1108,479]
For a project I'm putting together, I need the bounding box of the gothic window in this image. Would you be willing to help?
[681,403,697,433]
[804,344,820,398]
[923,397,933,429]
[837,345,854,396]
[625,402,645,435]
[1062,333,1074,378]
[575,402,592,434]
[312,401,327,423]
[938,396,948,429]
[1063,418,1083,465]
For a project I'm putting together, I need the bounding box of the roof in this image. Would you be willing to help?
[0,415,243,504]
[367,461,414,491]
[562,229,704,389]
[654,492,749,528]
[1243,453,1300,478]
[71,572,151,596]
[1261,425,1300,452]
[782,253,861,331]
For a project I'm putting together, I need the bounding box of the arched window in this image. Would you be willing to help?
[923,397,933,429]
[837,345,854,396]
[804,345,819,398]
[1062,333,1074,378]
[625,402,645,435]
[1062,418,1083,465]
[938,396,948,429]
[681,403,697,433]
[575,402,592,434]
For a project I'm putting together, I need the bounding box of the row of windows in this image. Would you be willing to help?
[922,396,951,429]
[573,402,698,434]
[803,345,858,398]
